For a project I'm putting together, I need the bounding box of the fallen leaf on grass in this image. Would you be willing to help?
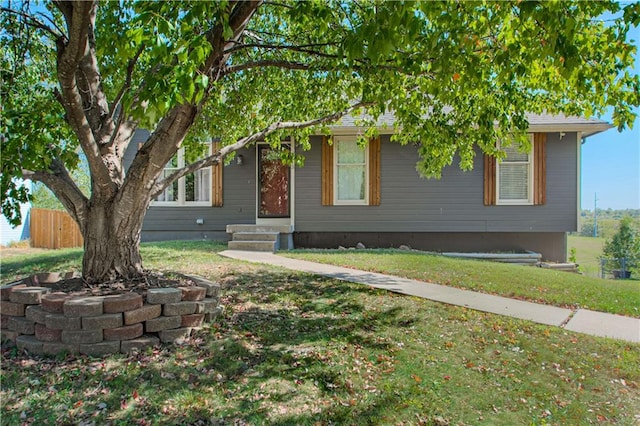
[432,415,450,426]
[340,398,357,407]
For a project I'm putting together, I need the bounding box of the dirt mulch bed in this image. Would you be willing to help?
[18,272,200,297]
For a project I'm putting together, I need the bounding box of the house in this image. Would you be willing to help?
[127,113,611,262]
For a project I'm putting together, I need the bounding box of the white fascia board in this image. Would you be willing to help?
[318,122,612,140]
[528,123,612,138]
[322,126,396,136]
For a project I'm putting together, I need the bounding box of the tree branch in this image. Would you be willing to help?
[119,104,198,206]
[224,42,339,59]
[35,11,67,37]
[109,44,145,120]
[262,1,293,9]
[54,1,116,198]
[150,101,373,197]
[224,60,312,74]
[0,7,63,39]
[225,58,436,79]
[22,160,89,229]
[203,1,263,75]
[124,2,265,207]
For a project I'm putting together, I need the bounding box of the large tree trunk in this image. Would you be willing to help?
[81,196,149,283]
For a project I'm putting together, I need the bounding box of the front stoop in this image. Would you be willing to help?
[227,240,277,252]
[226,225,294,252]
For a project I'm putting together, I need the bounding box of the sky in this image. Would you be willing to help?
[580,17,640,211]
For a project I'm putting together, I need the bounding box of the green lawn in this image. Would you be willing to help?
[567,235,606,278]
[1,241,639,425]
[283,249,640,318]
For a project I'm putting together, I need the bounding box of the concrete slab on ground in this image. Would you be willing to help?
[564,309,640,342]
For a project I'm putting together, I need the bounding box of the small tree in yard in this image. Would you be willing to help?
[1,1,639,284]
[602,216,640,276]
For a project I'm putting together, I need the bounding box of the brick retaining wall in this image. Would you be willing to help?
[0,274,223,356]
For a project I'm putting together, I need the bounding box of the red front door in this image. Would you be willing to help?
[258,146,290,218]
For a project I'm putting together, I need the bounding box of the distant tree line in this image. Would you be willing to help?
[581,209,640,220]
[578,209,640,239]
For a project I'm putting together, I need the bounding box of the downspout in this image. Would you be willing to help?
[290,136,296,233]
[577,131,583,234]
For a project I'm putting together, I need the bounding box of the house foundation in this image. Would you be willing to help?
[293,232,568,262]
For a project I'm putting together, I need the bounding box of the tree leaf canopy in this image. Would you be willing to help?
[1,0,638,226]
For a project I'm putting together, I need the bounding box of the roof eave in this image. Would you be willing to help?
[321,123,613,138]
[527,123,613,138]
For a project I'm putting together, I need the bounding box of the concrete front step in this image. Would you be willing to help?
[227,240,277,252]
[232,232,279,242]
[226,224,293,234]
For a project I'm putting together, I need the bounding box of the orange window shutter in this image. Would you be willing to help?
[484,154,497,205]
[211,142,223,207]
[533,133,546,205]
[321,136,334,206]
[368,137,381,206]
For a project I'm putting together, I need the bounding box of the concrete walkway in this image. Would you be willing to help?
[219,250,640,344]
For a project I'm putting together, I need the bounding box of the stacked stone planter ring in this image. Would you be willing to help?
[0,274,223,356]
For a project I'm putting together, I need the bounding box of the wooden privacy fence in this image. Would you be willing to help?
[30,208,83,249]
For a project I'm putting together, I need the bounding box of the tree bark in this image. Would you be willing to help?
[80,195,149,283]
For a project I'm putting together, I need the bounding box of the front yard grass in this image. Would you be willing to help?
[1,241,639,425]
[283,249,640,318]
[567,235,607,278]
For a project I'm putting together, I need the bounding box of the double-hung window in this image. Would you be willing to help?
[154,144,212,206]
[496,134,534,205]
[321,135,380,206]
[484,133,545,206]
[334,136,368,205]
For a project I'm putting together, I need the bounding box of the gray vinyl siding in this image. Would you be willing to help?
[122,138,257,240]
[123,129,151,170]
[294,132,578,233]
[128,129,578,241]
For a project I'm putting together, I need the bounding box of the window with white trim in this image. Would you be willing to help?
[334,136,368,205]
[497,134,534,205]
[154,144,212,206]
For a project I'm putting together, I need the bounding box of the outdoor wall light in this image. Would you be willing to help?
[236,154,244,165]
[196,218,204,225]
